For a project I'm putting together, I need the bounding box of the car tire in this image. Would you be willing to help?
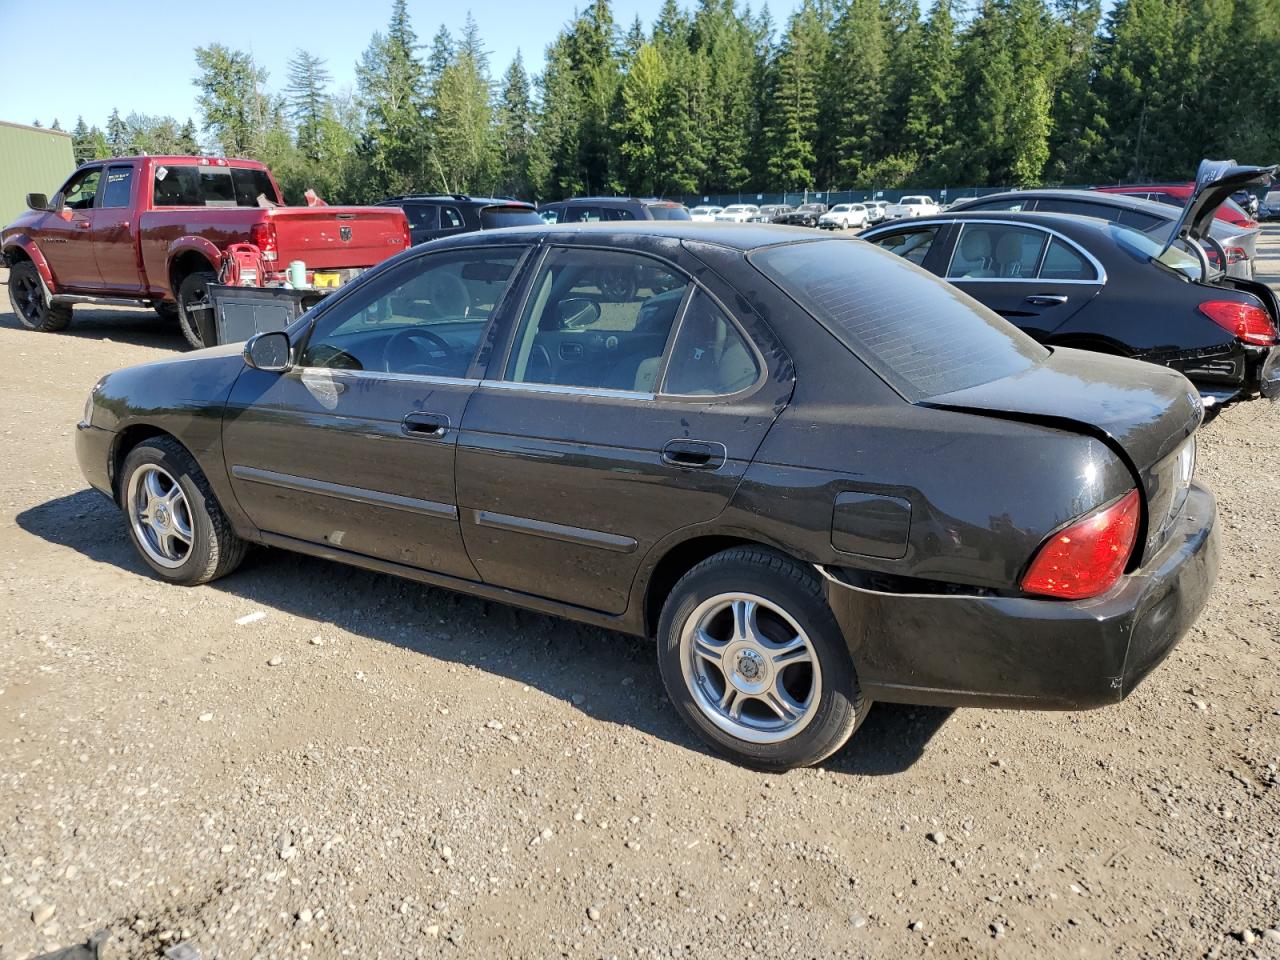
[176,270,217,349]
[8,260,72,332]
[119,436,247,585]
[656,546,868,770]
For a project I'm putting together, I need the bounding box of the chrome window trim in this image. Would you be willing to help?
[479,378,655,401]
[291,367,481,387]
[939,218,1108,285]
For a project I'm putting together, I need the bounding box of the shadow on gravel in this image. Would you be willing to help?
[0,304,188,351]
[18,488,950,775]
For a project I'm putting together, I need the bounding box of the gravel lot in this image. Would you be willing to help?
[1,232,1278,960]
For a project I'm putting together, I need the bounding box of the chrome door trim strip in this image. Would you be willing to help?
[230,466,457,520]
[471,509,638,554]
[478,379,655,401]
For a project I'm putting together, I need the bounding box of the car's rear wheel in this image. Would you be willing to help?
[8,260,72,332]
[176,270,217,349]
[656,547,868,770]
[120,437,246,584]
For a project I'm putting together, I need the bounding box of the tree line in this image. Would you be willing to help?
[56,0,1280,204]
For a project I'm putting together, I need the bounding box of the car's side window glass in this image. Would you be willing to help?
[504,247,688,392]
[539,208,561,224]
[100,166,134,209]
[1039,238,1097,281]
[661,290,760,396]
[564,206,602,223]
[62,168,102,210]
[602,207,637,221]
[872,228,937,266]
[1034,197,1116,222]
[1117,208,1163,231]
[948,224,1047,279]
[441,206,464,229]
[407,205,438,230]
[963,198,1029,212]
[300,248,523,377]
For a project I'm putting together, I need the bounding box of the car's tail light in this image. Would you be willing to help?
[1225,246,1249,264]
[1198,299,1278,346]
[249,220,278,262]
[400,216,412,250]
[1021,489,1141,600]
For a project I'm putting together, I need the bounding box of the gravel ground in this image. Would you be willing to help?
[0,233,1278,960]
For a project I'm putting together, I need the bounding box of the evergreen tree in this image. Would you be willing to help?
[764,4,823,189]
[616,43,670,194]
[496,52,537,197]
[71,117,96,164]
[904,0,959,181]
[827,0,889,183]
[285,49,333,161]
[192,45,272,157]
[106,108,130,156]
[428,13,498,193]
[356,0,428,195]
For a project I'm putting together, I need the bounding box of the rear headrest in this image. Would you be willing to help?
[995,232,1024,262]
[960,230,992,261]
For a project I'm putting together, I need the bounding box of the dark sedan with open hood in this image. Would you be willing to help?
[75,223,1217,769]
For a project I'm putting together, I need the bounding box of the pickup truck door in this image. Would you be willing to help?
[90,163,145,294]
[40,165,104,290]
[221,244,532,579]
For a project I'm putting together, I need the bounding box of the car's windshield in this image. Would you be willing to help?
[752,239,1049,401]
[1109,224,1205,281]
[799,204,823,212]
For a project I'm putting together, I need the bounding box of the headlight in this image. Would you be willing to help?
[81,378,105,426]
[1177,436,1197,487]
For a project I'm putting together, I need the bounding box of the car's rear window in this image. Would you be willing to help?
[647,204,691,221]
[153,165,279,207]
[480,205,543,229]
[751,239,1049,401]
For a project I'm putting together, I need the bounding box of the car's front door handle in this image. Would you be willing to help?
[1025,294,1068,306]
[662,439,727,470]
[75,220,91,230]
[402,411,450,439]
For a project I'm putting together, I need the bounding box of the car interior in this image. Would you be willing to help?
[872,228,936,265]
[948,225,1048,278]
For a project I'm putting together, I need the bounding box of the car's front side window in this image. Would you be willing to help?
[871,227,938,266]
[504,247,689,392]
[300,248,523,377]
[61,168,102,210]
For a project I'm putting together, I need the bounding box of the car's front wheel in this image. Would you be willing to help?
[8,260,72,332]
[657,547,868,770]
[120,437,247,584]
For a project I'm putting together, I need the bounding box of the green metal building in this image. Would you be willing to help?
[0,120,75,225]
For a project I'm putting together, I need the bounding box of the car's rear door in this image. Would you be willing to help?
[91,162,146,294]
[454,239,791,614]
[943,221,1101,338]
[221,243,533,579]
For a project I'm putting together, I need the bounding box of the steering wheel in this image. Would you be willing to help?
[381,327,456,374]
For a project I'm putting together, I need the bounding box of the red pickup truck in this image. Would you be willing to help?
[2,155,411,347]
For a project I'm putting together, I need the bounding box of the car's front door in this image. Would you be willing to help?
[454,241,790,614]
[41,165,104,290]
[91,163,145,293]
[941,221,1101,338]
[221,244,531,578]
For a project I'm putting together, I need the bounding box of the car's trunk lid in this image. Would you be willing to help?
[1159,159,1277,256]
[267,206,410,270]
[922,347,1203,563]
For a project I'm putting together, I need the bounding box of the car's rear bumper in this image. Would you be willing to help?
[820,483,1218,710]
[75,422,116,499]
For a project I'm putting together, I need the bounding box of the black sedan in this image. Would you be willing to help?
[76,223,1217,770]
[861,211,1280,406]
[772,203,827,227]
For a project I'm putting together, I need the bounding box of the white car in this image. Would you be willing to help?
[885,195,940,219]
[865,201,891,224]
[818,203,870,230]
[689,205,724,222]
[713,204,761,223]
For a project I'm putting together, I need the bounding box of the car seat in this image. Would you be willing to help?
[957,230,995,277]
[995,232,1029,277]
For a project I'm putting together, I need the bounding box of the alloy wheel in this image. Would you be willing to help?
[127,464,194,569]
[14,272,46,326]
[679,592,822,744]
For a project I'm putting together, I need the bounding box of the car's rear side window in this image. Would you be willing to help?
[751,239,1048,401]
[480,206,542,229]
[152,165,278,207]
[648,205,692,221]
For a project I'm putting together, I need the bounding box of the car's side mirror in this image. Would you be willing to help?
[244,331,292,372]
[558,298,601,329]
[26,193,50,212]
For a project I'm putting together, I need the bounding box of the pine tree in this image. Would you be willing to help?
[192,45,272,157]
[828,0,889,183]
[764,4,823,190]
[496,52,537,197]
[904,0,959,181]
[356,0,428,195]
[71,117,95,164]
[285,50,333,161]
[616,43,670,194]
[428,14,498,193]
[106,108,130,156]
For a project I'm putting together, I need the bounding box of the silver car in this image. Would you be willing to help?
[948,188,1258,280]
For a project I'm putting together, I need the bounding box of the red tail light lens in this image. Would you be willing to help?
[1225,246,1249,264]
[1198,299,1278,346]
[249,220,278,262]
[1021,489,1141,600]
[400,216,413,250]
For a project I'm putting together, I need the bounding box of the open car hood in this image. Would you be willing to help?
[1159,159,1276,257]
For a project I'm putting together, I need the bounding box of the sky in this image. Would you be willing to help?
[1,0,806,133]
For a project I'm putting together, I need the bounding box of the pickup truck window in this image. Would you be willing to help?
[153,165,279,208]
[62,168,102,210]
[101,166,134,209]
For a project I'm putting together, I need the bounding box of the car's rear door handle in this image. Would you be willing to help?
[1025,294,1068,306]
[402,411,450,439]
[662,439,727,470]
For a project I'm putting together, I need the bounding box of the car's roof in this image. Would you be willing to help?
[425,220,832,252]
[552,196,686,206]
[384,195,531,206]
[866,209,1121,237]
[952,188,1177,218]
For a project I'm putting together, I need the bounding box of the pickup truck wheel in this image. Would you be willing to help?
[176,270,216,349]
[8,261,72,332]
[120,436,247,584]
[656,547,869,770]
[154,301,179,323]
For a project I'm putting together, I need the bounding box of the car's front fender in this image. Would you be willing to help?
[2,233,57,292]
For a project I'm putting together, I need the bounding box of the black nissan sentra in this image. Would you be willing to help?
[75,223,1218,770]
